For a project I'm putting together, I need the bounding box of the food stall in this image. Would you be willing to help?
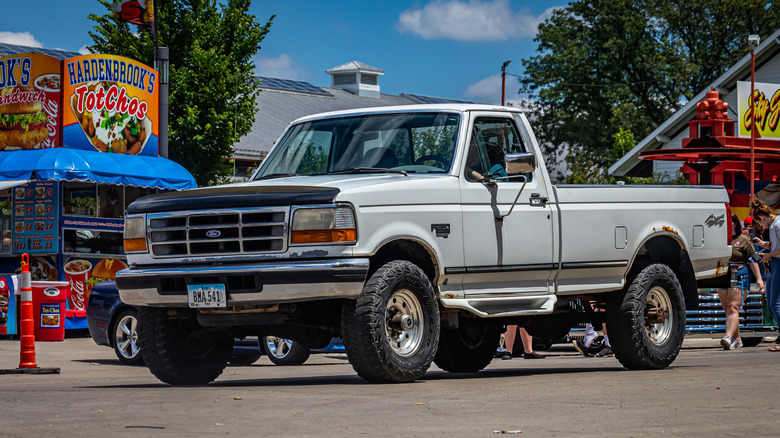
[0,46,197,330]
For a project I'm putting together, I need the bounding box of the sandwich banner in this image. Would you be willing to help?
[0,52,61,151]
[62,54,159,156]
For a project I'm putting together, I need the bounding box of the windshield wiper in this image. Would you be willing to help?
[255,173,299,180]
[328,167,408,176]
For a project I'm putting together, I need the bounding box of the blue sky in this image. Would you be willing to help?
[1,0,563,104]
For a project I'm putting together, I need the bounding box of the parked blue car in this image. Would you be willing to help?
[86,281,342,365]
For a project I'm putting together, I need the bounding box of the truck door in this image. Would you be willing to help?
[458,114,555,307]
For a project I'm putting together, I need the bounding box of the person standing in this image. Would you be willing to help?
[502,325,545,359]
[717,214,764,350]
[752,208,780,351]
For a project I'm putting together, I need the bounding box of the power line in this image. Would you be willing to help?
[504,71,659,88]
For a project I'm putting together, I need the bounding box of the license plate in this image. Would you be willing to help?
[187,284,227,308]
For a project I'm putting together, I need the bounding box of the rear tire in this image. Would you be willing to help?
[341,260,439,383]
[607,263,685,370]
[264,336,311,366]
[138,307,233,385]
[434,320,501,372]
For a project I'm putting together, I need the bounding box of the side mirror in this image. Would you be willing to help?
[505,152,536,175]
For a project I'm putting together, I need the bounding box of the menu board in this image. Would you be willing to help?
[13,181,59,253]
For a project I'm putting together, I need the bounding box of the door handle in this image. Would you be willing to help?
[530,193,547,206]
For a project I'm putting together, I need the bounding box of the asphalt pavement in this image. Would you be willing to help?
[1,333,778,437]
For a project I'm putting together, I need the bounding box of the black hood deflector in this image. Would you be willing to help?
[127,185,341,214]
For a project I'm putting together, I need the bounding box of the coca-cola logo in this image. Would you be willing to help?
[68,278,87,311]
[40,98,59,149]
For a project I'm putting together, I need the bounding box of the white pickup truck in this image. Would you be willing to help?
[117,104,731,384]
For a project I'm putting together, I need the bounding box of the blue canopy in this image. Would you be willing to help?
[0,149,196,190]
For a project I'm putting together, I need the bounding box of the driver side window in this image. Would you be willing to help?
[465,117,529,182]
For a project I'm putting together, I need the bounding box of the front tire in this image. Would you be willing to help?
[138,307,233,385]
[112,308,143,365]
[608,263,685,369]
[341,260,440,383]
[434,319,501,372]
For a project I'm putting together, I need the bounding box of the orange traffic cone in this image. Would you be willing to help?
[18,253,37,368]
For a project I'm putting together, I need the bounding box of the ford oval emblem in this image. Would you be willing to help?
[206,230,221,238]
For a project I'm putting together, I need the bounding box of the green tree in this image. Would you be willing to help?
[411,126,456,165]
[520,0,780,174]
[88,0,274,185]
[649,0,780,95]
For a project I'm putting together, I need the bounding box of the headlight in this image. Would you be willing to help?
[123,215,148,253]
[291,206,356,244]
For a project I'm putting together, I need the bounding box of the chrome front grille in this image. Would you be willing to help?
[147,207,288,258]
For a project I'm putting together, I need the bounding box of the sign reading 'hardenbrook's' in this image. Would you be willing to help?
[62,54,159,156]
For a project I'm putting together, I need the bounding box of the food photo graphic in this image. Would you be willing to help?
[69,82,151,155]
[62,54,159,156]
[0,86,49,150]
[0,52,62,150]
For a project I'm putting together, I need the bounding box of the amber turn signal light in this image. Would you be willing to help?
[124,238,148,253]
[291,229,356,244]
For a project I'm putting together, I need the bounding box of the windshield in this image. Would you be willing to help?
[254,112,460,179]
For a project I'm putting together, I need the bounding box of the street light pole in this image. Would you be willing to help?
[156,47,169,159]
[748,34,760,203]
[501,60,511,106]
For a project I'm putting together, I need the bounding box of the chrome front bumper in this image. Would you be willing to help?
[116,258,370,307]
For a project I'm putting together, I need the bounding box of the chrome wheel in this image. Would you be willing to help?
[386,288,424,357]
[263,336,310,365]
[113,309,143,365]
[265,336,293,359]
[645,285,673,345]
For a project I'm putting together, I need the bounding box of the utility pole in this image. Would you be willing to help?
[501,60,511,106]
[748,34,760,203]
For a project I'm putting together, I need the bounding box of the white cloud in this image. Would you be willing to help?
[464,73,533,107]
[464,74,502,104]
[254,53,308,80]
[0,31,43,47]
[77,46,91,55]
[398,1,559,41]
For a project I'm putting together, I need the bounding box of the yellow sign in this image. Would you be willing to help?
[737,81,780,139]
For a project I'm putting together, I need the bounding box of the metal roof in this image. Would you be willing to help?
[401,93,478,104]
[257,76,332,96]
[325,61,384,75]
[0,43,81,60]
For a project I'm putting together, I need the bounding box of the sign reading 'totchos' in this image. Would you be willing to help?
[62,54,159,156]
